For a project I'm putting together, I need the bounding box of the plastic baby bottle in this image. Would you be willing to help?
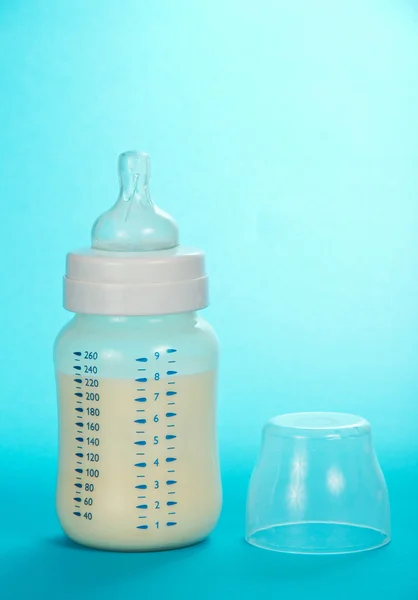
[54,151,221,551]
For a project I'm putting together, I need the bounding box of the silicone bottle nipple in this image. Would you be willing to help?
[91,151,179,251]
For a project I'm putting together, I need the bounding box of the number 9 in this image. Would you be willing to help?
[154,352,160,360]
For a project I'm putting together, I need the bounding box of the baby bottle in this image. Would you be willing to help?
[54,151,221,551]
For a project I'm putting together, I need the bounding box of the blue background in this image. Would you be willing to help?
[1,0,418,597]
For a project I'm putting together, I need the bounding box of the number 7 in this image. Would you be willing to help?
[154,393,159,401]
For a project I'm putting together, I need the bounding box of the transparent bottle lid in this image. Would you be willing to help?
[246,412,391,555]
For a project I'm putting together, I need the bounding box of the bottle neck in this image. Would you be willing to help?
[73,311,198,330]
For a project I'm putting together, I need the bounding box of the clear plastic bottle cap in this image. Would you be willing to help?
[246,412,391,555]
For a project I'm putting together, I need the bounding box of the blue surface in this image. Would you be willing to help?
[1,1,418,598]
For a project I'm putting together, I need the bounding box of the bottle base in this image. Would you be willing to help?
[61,529,212,552]
[58,509,220,552]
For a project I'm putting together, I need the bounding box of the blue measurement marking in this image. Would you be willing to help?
[136,357,148,362]
[166,412,176,418]
[167,349,177,354]
[167,501,177,506]
[136,504,148,509]
[75,468,83,473]
[168,491,175,495]
[167,424,175,428]
[73,352,82,356]
[75,452,83,457]
[167,370,177,376]
[168,382,176,385]
[136,378,147,383]
[137,525,149,529]
[74,483,82,488]
[135,419,146,424]
[168,402,175,405]
[74,366,81,371]
[168,512,176,515]
[166,391,177,396]
[137,516,147,519]
[135,484,147,489]
[76,477,81,480]
[166,434,176,440]
[75,422,84,427]
[167,522,177,527]
[135,397,147,402]
[166,480,177,485]
[75,407,83,412]
[73,512,81,517]
[76,437,83,442]
[167,446,175,450]
[76,461,82,465]
[74,497,81,502]
[135,462,147,468]
[74,378,82,384]
[168,360,176,364]
[134,441,146,446]
[75,392,83,398]
[137,368,146,372]
[137,496,146,499]
[137,475,145,478]
[167,470,175,473]
[136,409,145,413]
[166,457,177,462]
